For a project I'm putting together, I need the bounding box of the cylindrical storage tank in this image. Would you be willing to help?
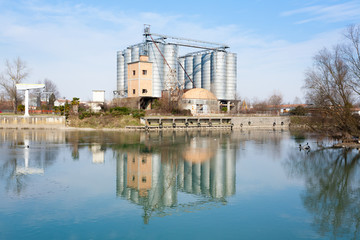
[148,42,164,97]
[201,53,211,91]
[131,45,140,62]
[123,48,132,94]
[185,55,194,89]
[211,51,226,100]
[163,44,178,90]
[117,51,125,93]
[178,57,185,89]
[193,55,202,89]
[226,52,237,100]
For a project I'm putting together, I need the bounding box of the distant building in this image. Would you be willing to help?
[90,90,105,113]
[54,98,68,107]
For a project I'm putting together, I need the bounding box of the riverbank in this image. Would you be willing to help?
[0,114,294,131]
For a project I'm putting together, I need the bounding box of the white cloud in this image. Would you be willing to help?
[282,1,360,24]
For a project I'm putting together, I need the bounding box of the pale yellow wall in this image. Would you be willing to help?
[127,60,153,97]
[139,55,149,61]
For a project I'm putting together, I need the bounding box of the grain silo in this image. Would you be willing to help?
[185,55,194,89]
[148,42,164,98]
[193,54,202,89]
[163,44,178,90]
[226,52,237,100]
[123,48,132,95]
[178,57,185,89]
[201,53,211,91]
[115,27,237,105]
[116,51,124,95]
[211,51,227,100]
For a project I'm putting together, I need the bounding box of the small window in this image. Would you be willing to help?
[142,157,147,164]
[142,177,147,183]
[132,176,135,181]
[142,70,147,75]
[132,157,135,163]
[132,70,136,76]
[133,89,135,94]
[142,89,148,94]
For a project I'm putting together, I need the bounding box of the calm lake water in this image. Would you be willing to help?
[0,129,359,240]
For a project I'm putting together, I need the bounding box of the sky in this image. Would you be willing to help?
[0,0,360,103]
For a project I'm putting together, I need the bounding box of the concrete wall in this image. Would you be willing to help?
[231,116,290,129]
[0,116,66,129]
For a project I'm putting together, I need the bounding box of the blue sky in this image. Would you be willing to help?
[1,0,360,102]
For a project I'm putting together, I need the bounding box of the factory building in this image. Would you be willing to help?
[115,26,237,109]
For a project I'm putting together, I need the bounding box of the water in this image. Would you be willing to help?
[0,129,359,240]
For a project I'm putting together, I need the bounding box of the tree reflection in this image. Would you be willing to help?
[285,148,360,239]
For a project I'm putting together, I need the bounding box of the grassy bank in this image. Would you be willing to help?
[68,114,142,129]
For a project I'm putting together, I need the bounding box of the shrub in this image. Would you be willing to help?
[110,107,131,116]
[17,104,25,112]
[290,106,306,116]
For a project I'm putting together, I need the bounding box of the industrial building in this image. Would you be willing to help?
[115,25,237,110]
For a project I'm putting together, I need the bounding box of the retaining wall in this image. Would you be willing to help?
[231,116,290,129]
[0,116,66,129]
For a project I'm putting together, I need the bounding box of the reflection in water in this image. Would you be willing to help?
[116,132,236,224]
[0,130,64,195]
[285,148,360,239]
[90,144,105,164]
[16,138,44,175]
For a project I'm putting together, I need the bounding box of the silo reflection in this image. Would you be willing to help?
[116,132,237,223]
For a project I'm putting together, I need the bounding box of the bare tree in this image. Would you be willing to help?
[304,46,357,135]
[43,78,60,99]
[293,96,302,104]
[0,57,29,113]
[268,91,283,109]
[342,24,360,95]
[251,97,268,112]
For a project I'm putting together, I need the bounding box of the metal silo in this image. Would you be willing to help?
[185,55,194,89]
[131,45,140,62]
[178,57,185,89]
[211,51,226,100]
[116,51,125,93]
[163,44,178,90]
[201,53,211,91]
[123,48,132,94]
[193,54,202,89]
[226,52,237,100]
[148,42,164,97]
